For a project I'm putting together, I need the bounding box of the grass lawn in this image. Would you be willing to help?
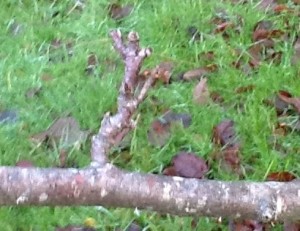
[0,0,299,230]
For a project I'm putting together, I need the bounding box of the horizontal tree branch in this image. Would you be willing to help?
[1,165,299,222]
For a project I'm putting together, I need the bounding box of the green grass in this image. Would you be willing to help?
[0,0,299,230]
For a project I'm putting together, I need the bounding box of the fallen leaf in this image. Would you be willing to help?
[229,219,264,231]
[223,144,241,171]
[30,116,89,149]
[126,221,142,231]
[266,171,297,182]
[0,110,18,124]
[181,65,217,81]
[164,152,208,179]
[212,119,237,146]
[40,73,54,82]
[210,91,225,104]
[85,53,98,76]
[161,110,192,128]
[235,85,255,94]
[16,160,34,167]
[284,221,300,231]
[25,87,42,99]
[197,51,215,63]
[277,116,300,132]
[291,36,300,65]
[187,26,201,42]
[48,39,73,63]
[277,91,300,115]
[257,0,277,11]
[147,119,171,147]
[153,61,174,84]
[193,78,210,105]
[108,3,133,20]
[147,111,192,147]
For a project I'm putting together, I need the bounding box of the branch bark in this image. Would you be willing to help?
[1,165,300,222]
[2,29,300,223]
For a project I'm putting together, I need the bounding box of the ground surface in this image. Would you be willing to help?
[0,0,300,230]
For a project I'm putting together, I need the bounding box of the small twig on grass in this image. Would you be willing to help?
[91,30,153,166]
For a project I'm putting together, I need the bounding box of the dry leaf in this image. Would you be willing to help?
[30,116,89,149]
[235,85,255,94]
[283,221,300,231]
[147,119,171,147]
[16,160,34,167]
[85,53,98,76]
[182,67,210,81]
[147,111,192,147]
[193,78,210,105]
[266,171,297,182]
[291,36,300,65]
[212,119,237,146]
[229,219,264,231]
[25,87,42,98]
[108,3,133,20]
[164,152,209,179]
[277,90,300,115]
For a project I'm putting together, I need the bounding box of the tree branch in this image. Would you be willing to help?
[0,166,299,222]
[2,30,300,223]
[91,30,152,166]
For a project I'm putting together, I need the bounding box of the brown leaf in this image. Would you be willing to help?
[85,53,98,76]
[162,166,177,176]
[153,61,174,84]
[56,225,95,231]
[25,87,42,99]
[278,91,300,114]
[235,85,255,94]
[293,0,300,4]
[16,160,34,167]
[214,21,234,34]
[30,116,89,149]
[212,120,237,146]
[229,219,263,231]
[48,39,74,63]
[223,144,241,171]
[210,91,225,104]
[161,110,192,128]
[257,0,277,11]
[197,51,215,63]
[266,171,297,182]
[164,152,208,179]
[193,78,210,105]
[291,36,300,65]
[108,3,133,20]
[147,119,171,147]
[182,66,212,81]
[284,221,300,231]
[147,111,192,147]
